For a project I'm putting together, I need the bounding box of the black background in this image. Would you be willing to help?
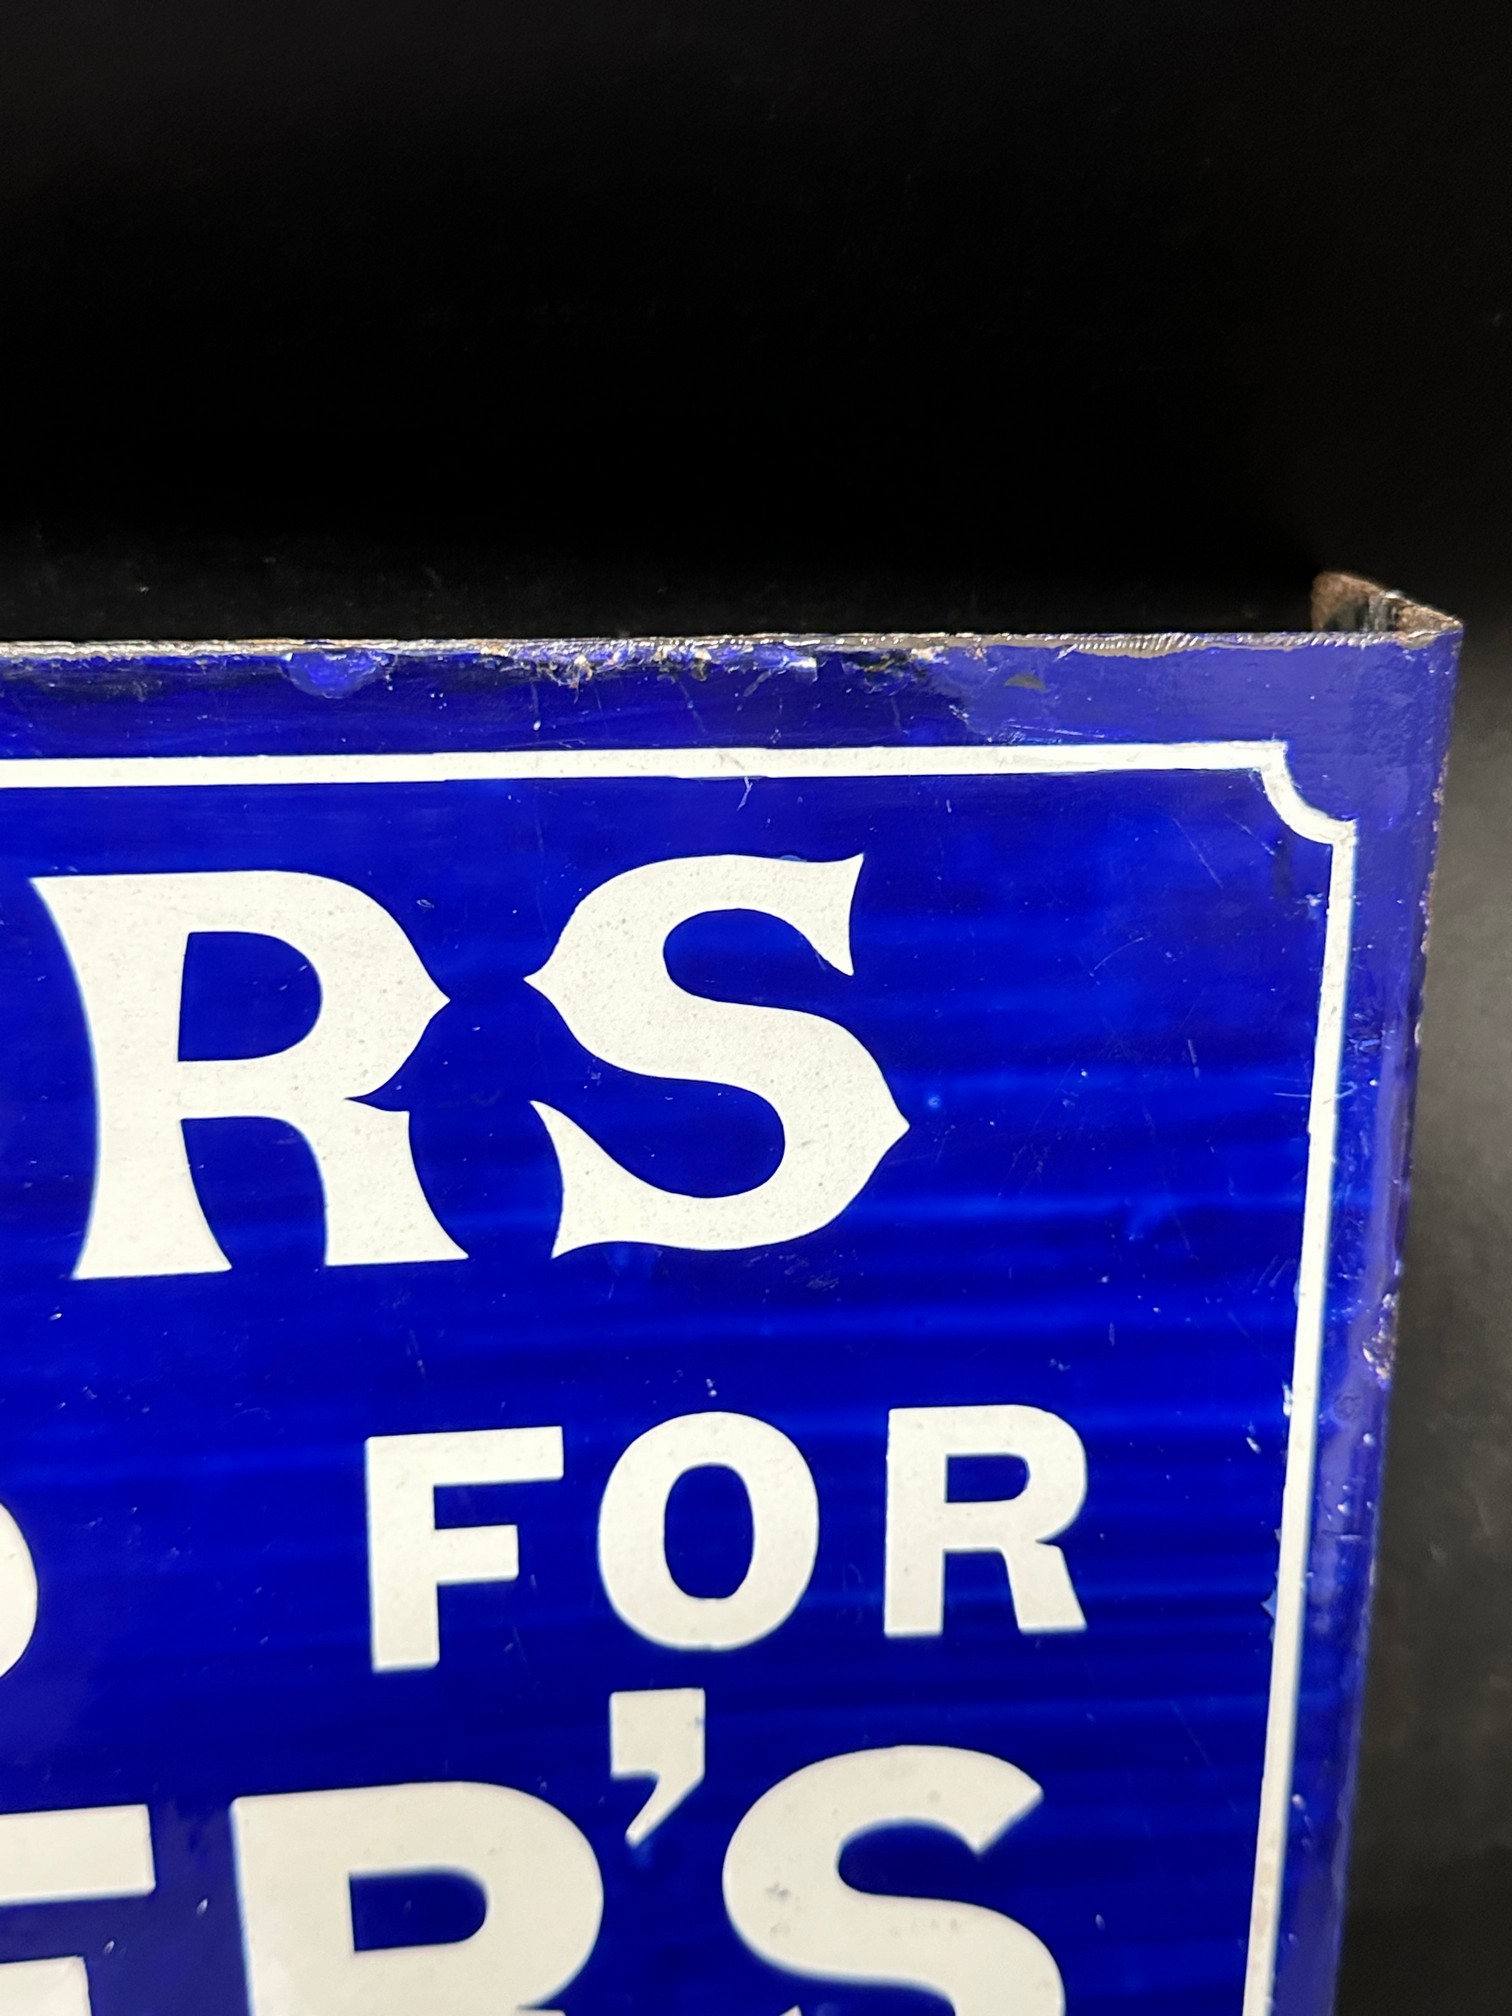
[2,3,1509,2006]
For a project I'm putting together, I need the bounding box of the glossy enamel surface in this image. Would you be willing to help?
[0,624,1458,2015]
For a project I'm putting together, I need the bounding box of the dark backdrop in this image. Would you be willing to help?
[2,4,1510,2006]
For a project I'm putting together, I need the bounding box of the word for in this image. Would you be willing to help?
[36,854,909,1280]
[366,1403,1089,1661]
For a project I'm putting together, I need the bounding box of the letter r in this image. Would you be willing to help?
[34,870,465,1279]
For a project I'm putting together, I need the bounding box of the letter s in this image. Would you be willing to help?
[722,1746,1064,2016]
[525,854,908,1255]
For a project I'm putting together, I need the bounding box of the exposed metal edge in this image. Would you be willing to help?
[1311,570,1460,641]
[0,574,1460,665]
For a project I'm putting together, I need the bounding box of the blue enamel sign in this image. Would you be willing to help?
[0,589,1460,2016]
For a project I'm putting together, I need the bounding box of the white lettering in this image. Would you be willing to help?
[597,1412,818,1650]
[609,1687,706,1845]
[885,1405,1087,1636]
[0,1806,155,2016]
[723,1745,1064,2016]
[526,853,908,1254]
[0,1959,91,2016]
[34,871,464,1278]
[0,1805,154,1907]
[0,1503,38,1681]
[366,1427,564,1672]
[232,1781,601,2016]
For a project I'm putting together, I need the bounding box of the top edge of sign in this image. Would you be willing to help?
[0,573,1462,672]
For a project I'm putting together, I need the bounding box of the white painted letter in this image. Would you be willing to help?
[232,1781,601,2016]
[366,1427,564,1671]
[526,853,907,1254]
[0,1806,155,2015]
[598,1412,818,1650]
[886,1406,1087,1636]
[609,1688,706,1845]
[34,870,465,1279]
[0,1959,92,2015]
[723,1746,1064,2016]
[0,1503,38,1681]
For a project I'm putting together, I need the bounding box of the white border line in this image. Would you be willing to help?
[1243,800,1356,2016]
[0,738,1305,792]
[5,737,1354,2016]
